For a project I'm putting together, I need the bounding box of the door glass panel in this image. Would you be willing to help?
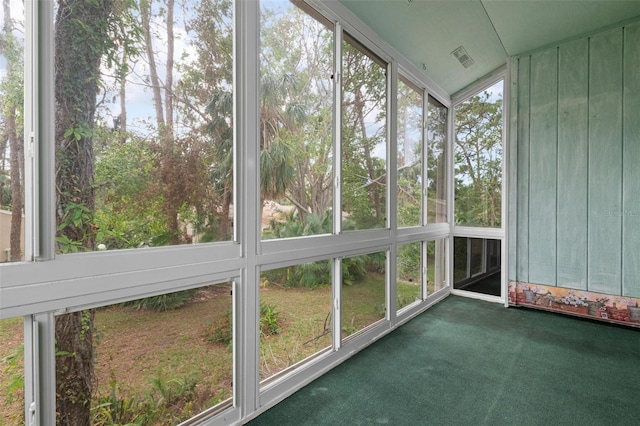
[453,237,468,282]
[470,238,484,276]
[454,237,502,296]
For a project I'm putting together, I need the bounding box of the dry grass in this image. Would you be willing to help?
[0,317,23,426]
[1,275,410,424]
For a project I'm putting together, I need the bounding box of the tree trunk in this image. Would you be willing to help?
[354,88,382,221]
[141,0,181,245]
[3,0,23,261]
[8,110,22,261]
[118,46,128,144]
[55,0,114,423]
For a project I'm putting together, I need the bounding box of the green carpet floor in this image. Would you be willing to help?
[248,295,640,425]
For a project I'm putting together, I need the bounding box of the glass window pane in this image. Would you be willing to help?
[453,236,469,282]
[55,284,233,424]
[0,317,23,424]
[426,96,448,224]
[55,0,234,254]
[454,80,503,227]
[342,35,387,231]
[397,242,422,312]
[342,251,386,339]
[259,0,334,240]
[427,239,447,295]
[454,238,501,296]
[259,260,332,383]
[397,77,423,228]
[0,1,25,262]
[470,238,484,276]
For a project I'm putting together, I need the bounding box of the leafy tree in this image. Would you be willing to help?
[177,0,234,241]
[427,98,448,223]
[454,89,503,227]
[94,132,164,249]
[341,39,387,230]
[397,79,423,227]
[258,4,334,235]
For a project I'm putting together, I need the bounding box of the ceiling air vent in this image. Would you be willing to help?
[451,46,474,69]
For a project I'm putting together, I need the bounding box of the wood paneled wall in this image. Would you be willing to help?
[509,21,640,297]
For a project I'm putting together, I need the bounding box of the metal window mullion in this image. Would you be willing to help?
[388,63,397,324]
[422,240,427,299]
[25,0,56,261]
[29,0,56,261]
[422,90,428,226]
[387,62,396,231]
[448,96,455,229]
[235,0,260,417]
[24,313,55,426]
[333,22,342,235]
[24,0,37,261]
[332,22,342,349]
[332,257,342,350]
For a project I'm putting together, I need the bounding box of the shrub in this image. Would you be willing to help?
[260,302,282,336]
[203,309,232,346]
[204,302,282,347]
[122,289,196,312]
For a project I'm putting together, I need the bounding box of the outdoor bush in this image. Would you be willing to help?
[121,289,197,312]
[260,302,282,336]
[203,309,233,347]
[91,374,205,426]
[204,302,282,347]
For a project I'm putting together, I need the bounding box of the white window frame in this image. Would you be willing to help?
[0,1,456,424]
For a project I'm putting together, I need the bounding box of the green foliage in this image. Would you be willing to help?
[122,290,196,312]
[454,88,503,227]
[56,202,95,253]
[398,243,421,282]
[203,309,233,348]
[260,302,282,336]
[91,374,214,426]
[91,381,145,425]
[1,343,24,405]
[94,135,169,250]
[341,255,367,287]
[204,302,283,348]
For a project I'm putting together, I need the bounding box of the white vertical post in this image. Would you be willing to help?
[24,313,55,426]
[388,62,398,323]
[23,0,37,261]
[332,257,342,350]
[236,0,260,417]
[333,22,342,236]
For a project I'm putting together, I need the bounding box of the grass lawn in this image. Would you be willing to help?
[0,317,23,426]
[1,272,409,424]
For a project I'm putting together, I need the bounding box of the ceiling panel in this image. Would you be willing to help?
[483,0,640,55]
[340,0,506,95]
[338,0,640,96]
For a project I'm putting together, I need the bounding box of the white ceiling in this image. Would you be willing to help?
[339,0,640,95]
